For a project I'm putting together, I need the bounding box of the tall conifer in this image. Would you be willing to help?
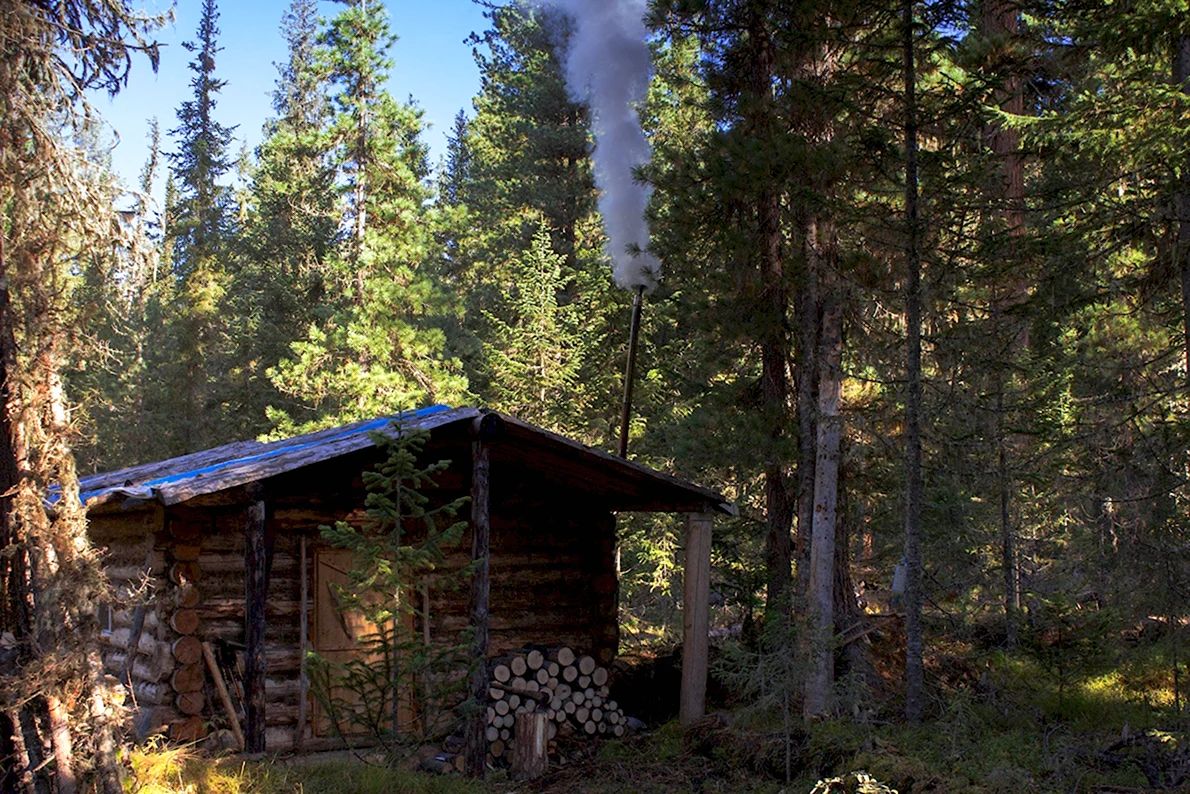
[168,0,235,277]
[0,3,162,790]
[267,0,467,432]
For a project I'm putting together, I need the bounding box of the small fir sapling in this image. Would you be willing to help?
[307,420,474,749]
[714,616,809,782]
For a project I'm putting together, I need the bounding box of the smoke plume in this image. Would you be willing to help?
[540,0,660,292]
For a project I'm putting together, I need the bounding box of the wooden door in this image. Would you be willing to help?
[312,547,414,737]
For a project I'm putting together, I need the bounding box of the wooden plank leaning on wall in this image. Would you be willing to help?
[464,412,501,776]
[680,511,712,726]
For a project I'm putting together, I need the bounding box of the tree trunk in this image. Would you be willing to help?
[804,289,842,719]
[982,0,1026,648]
[746,14,795,620]
[0,249,30,643]
[1175,35,1190,393]
[87,652,122,794]
[982,0,1025,234]
[903,0,925,723]
[0,235,75,794]
[795,221,821,611]
[833,458,873,686]
[995,366,1017,646]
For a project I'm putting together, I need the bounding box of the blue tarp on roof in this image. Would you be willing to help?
[76,404,463,508]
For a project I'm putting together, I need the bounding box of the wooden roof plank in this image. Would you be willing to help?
[77,406,734,515]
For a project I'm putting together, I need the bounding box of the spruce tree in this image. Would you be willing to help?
[227,0,338,440]
[482,222,593,429]
[168,0,236,277]
[157,0,237,453]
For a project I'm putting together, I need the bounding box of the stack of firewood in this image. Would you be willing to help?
[483,646,628,763]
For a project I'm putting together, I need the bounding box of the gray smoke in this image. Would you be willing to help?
[540,0,660,292]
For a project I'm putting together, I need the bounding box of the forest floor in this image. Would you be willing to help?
[124,622,1190,793]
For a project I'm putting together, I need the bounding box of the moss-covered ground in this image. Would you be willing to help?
[123,631,1190,794]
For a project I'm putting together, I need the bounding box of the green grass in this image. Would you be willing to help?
[125,747,489,794]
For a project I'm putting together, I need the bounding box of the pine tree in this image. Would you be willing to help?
[649,0,833,627]
[1018,0,1190,661]
[267,0,468,433]
[901,0,925,723]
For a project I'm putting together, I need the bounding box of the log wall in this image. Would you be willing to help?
[88,452,621,753]
[435,508,618,663]
[91,508,184,740]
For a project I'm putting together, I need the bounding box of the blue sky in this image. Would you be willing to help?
[93,0,492,200]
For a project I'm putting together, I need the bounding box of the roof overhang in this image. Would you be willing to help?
[77,406,736,516]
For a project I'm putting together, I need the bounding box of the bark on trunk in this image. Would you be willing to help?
[983,0,1025,234]
[46,697,76,794]
[903,0,925,723]
[0,233,78,794]
[804,290,843,719]
[0,255,30,644]
[796,221,823,609]
[747,14,795,619]
[1175,35,1190,392]
[996,370,1017,646]
[982,0,1026,648]
[88,653,122,794]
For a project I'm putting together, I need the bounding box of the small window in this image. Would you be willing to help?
[97,603,113,638]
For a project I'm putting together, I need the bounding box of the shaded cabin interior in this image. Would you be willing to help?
[82,406,732,753]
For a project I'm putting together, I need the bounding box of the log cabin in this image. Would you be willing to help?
[80,405,733,756]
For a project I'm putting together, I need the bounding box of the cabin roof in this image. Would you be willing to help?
[77,405,736,515]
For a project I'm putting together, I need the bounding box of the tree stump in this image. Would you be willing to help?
[511,711,549,781]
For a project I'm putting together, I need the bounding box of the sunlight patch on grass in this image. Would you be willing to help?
[124,748,489,794]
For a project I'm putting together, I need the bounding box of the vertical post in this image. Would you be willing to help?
[296,534,308,752]
[464,413,498,775]
[244,487,272,753]
[680,511,712,726]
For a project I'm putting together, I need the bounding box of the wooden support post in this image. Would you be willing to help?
[464,413,500,776]
[243,489,272,753]
[296,534,308,752]
[680,511,712,726]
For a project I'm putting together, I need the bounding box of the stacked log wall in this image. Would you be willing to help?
[199,507,309,751]
[433,506,618,663]
[90,508,179,739]
[88,459,622,753]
